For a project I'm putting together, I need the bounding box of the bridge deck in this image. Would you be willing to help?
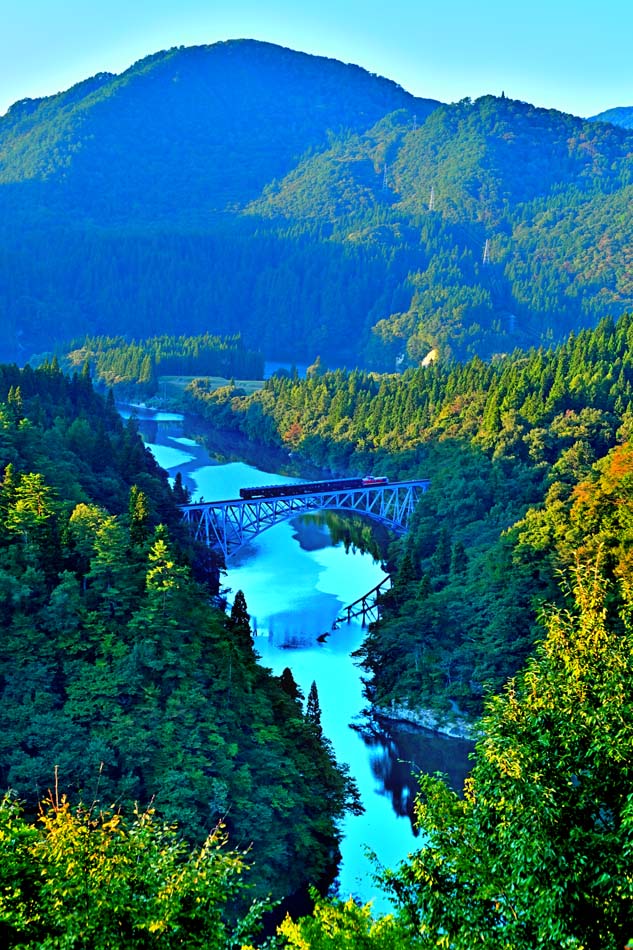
[181,479,429,559]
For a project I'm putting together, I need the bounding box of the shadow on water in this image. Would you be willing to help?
[355,717,475,833]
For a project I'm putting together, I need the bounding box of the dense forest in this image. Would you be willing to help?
[1,41,633,366]
[281,503,633,947]
[182,314,633,945]
[591,104,633,127]
[2,35,633,947]
[0,362,362,935]
[185,311,633,722]
[3,350,633,945]
[61,333,264,397]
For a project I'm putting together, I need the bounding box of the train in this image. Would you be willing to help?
[239,476,388,501]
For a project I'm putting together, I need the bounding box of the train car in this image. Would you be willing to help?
[239,477,364,500]
[361,476,389,486]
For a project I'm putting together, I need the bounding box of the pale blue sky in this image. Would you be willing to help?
[1,0,631,118]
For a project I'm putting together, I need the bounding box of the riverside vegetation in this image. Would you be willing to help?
[2,36,633,948]
[185,312,633,722]
[1,314,630,945]
[0,361,361,946]
[184,313,633,946]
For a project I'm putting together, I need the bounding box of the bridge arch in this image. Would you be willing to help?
[181,480,430,559]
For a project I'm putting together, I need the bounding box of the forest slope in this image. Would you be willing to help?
[185,312,633,722]
[589,105,633,128]
[1,42,633,367]
[0,363,359,906]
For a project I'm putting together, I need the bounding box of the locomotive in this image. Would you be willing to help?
[239,476,388,500]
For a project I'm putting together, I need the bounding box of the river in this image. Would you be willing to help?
[127,407,473,911]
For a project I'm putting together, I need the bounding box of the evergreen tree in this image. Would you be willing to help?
[128,484,150,547]
[279,666,303,702]
[229,589,253,650]
[172,471,190,505]
[306,680,323,737]
[450,539,468,575]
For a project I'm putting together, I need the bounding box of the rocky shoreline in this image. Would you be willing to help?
[374,701,476,741]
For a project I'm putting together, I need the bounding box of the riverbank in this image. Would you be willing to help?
[127,399,476,745]
[375,701,476,741]
[130,405,473,908]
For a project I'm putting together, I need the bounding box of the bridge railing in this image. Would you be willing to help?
[181,479,430,558]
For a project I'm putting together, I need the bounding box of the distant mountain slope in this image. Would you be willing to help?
[249,94,633,361]
[1,40,633,368]
[589,106,633,128]
[0,40,438,220]
[254,95,632,224]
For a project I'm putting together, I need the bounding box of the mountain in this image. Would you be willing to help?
[0,40,439,364]
[589,105,633,128]
[249,93,633,362]
[1,40,633,368]
[0,40,437,220]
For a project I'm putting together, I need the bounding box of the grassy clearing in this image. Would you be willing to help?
[159,375,265,397]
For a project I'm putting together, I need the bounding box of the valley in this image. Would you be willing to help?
[1,36,633,948]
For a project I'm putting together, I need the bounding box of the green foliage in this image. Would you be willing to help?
[0,41,434,365]
[377,564,633,948]
[186,312,633,717]
[305,681,323,738]
[0,791,268,949]
[2,53,633,365]
[63,333,265,397]
[278,890,412,948]
[281,556,633,946]
[0,362,361,909]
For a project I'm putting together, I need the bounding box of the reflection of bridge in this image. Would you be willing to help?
[180,479,430,559]
[336,575,391,627]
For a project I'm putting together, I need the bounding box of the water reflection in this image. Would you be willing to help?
[356,718,474,830]
[360,729,421,830]
[127,405,474,908]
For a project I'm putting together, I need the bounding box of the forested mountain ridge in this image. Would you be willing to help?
[589,104,633,128]
[256,94,633,224]
[251,94,633,361]
[0,40,438,364]
[0,40,436,216]
[2,40,633,369]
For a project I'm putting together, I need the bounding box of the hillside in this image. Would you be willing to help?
[0,40,436,219]
[0,40,439,364]
[0,362,360,907]
[185,310,633,719]
[1,41,633,368]
[589,105,633,128]
[249,94,633,361]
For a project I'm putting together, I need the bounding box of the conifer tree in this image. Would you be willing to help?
[229,589,253,649]
[279,666,303,702]
[128,484,150,547]
[306,680,323,737]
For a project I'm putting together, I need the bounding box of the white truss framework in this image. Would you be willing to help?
[180,480,430,559]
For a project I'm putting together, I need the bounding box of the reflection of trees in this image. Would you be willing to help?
[367,735,420,833]
[353,718,474,833]
[300,511,390,561]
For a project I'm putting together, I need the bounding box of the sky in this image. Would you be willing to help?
[1,0,632,119]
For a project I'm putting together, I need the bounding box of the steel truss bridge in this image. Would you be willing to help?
[180,479,430,559]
